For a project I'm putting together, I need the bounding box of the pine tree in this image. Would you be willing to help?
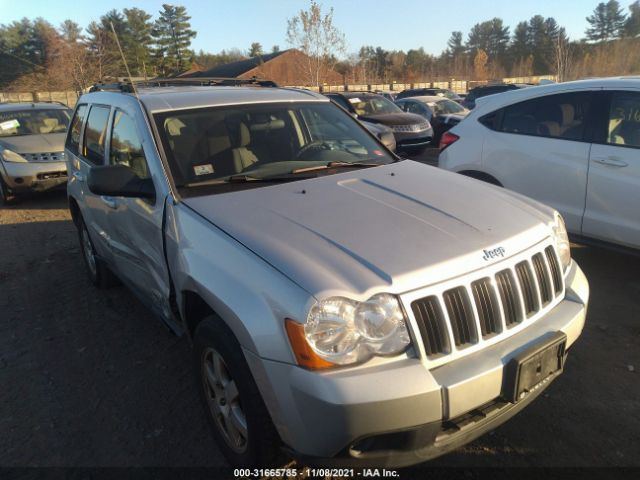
[248,42,263,57]
[447,31,465,58]
[123,8,154,77]
[624,0,640,37]
[586,0,627,42]
[152,4,196,75]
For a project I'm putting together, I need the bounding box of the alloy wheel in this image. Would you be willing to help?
[201,347,248,453]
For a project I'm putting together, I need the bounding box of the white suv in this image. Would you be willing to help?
[439,77,640,252]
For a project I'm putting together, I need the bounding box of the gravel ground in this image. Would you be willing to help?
[1,184,639,469]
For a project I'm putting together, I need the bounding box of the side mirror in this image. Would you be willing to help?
[88,164,155,200]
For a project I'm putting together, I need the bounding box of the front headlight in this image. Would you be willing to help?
[552,212,571,271]
[0,148,27,163]
[287,293,411,369]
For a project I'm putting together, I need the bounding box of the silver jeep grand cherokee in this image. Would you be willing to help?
[65,81,588,468]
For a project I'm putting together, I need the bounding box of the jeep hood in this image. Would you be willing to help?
[0,133,66,154]
[183,160,555,299]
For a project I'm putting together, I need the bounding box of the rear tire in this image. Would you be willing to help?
[194,316,284,467]
[77,215,118,288]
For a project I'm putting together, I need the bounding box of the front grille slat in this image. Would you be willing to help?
[443,287,475,347]
[545,246,563,294]
[532,253,552,305]
[410,245,565,361]
[495,269,522,326]
[471,278,501,337]
[411,296,449,357]
[515,261,539,317]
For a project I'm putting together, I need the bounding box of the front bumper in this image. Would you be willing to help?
[0,160,67,192]
[393,129,433,151]
[245,260,588,467]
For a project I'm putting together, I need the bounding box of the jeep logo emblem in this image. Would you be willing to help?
[482,247,506,261]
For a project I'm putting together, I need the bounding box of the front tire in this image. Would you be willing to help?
[0,177,16,205]
[194,316,283,467]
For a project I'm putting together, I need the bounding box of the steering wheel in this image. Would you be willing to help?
[296,140,335,158]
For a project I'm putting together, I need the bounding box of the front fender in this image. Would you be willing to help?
[165,200,314,363]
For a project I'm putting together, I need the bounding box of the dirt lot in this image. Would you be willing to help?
[1,187,639,469]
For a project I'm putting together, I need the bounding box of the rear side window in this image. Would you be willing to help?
[500,92,591,141]
[330,95,351,111]
[65,104,87,156]
[607,91,640,148]
[82,105,111,165]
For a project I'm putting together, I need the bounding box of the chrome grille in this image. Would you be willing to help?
[22,151,65,162]
[409,246,564,359]
[390,122,430,133]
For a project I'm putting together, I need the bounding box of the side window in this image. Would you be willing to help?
[607,91,640,148]
[110,110,150,179]
[65,104,87,156]
[406,102,426,117]
[82,105,111,165]
[501,92,591,141]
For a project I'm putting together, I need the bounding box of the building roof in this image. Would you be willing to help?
[189,50,289,79]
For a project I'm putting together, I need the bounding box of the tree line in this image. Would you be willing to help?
[1,0,640,91]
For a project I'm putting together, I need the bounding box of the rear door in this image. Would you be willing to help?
[102,106,172,320]
[67,104,114,261]
[583,90,640,248]
[481,91,593,233]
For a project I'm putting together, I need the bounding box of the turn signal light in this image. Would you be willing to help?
[284,319,334,370]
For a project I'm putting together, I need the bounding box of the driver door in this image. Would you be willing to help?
[102,107,172,320]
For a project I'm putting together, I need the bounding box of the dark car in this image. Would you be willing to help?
[325,92,433,154]
[396,95,469,145]
[396,87,463,104]
[461,83,529,109]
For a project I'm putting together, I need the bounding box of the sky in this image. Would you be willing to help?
[1,0,638,57]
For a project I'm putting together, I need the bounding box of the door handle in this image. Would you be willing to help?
[72,171,85,182]
[592,156,628,167]
[101,196,118,209]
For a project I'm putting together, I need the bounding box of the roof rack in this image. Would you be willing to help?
[89,76,278,93]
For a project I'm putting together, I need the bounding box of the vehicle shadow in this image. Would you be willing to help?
[0,189,68,211]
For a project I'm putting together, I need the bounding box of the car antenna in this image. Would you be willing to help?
[109,21,140,100]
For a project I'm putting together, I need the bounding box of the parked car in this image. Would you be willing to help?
[66,81,587,468]
[0,102,72,203]
[360,119,396,152]
[396,87,463,104]
[373,90,397,102]
[396,95,469,144]
[439,77,640,251]
[325,92,433,154]
[462,83,528,109]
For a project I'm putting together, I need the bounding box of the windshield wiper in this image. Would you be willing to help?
[226,173,318,183]
[291,161,381,174]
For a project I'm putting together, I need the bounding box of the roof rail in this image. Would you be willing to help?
[89,76,278,93]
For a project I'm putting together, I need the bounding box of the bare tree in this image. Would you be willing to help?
[286,1,346,87]
[555,29,572,81]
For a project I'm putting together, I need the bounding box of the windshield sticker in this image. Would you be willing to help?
[0,119,20,131]
[193,164,214,176]
[348,97,361,104]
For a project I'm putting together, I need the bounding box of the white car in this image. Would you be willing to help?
[439,77,640,251]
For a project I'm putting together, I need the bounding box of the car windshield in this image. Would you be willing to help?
[0,108,71,137]
[154,101,394,191]
[438,91,459,100]
[348,95,402,115]
[427,99,466,115]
